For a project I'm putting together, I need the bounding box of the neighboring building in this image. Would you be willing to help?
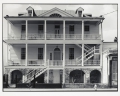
[103,42,118,88]
[3,6,117,88]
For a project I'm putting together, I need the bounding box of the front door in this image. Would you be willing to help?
[54,47,61,65]
[55,25,60,38]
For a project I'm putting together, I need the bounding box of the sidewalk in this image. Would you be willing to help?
[3,88,118,92]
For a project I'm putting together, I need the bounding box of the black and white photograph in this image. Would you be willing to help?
[2,3,118,92]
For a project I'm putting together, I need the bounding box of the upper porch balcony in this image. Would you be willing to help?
[5,20,102,41]
[5,44,101,68]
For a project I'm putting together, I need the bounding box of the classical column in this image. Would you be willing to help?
[44,44,47,66]
[44,20,46,40]
[63,20,65,40]
[7,20,9,39]
[26,20,28,40]
[82,44,84,66]
[100,44,103,67]
[82,20,84,40]
[63,43,65,84]
[26,44,28,66]
[101,20,103,40]
[47,69,49,83]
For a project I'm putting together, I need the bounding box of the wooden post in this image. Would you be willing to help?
[63,20,65,40]
[26,20,28,40]
[82,44,84,66]
[44,20,46,40]
[82,21,84,40]
[44,44,47,66]
[63,43,65,84]
[26,44,28,66]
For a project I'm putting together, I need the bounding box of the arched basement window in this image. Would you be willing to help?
[49,13,62,17]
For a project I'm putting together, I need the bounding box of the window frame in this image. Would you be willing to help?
[38,48,43,59]
[69,48,74,60]
[21,48,26,59]
[84,25,90,32]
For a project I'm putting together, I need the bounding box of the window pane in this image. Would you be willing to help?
[38,25,43,31]
[84,25,89,31]
[21,25,26,31]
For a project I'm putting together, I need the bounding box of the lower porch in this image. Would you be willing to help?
[3,68,106,88]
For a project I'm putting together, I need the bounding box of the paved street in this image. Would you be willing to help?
[3,88,118,92]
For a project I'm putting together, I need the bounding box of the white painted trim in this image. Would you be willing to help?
[26,44,28,66]
[39,7,74,17]
[82,20,84,40]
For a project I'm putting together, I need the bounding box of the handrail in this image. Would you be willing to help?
[65,34,82,39]
[84,34,101,39]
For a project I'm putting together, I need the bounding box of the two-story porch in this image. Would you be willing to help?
[5,19,102,41]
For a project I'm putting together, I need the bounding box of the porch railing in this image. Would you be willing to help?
[27,59,44,66]
[84,34,101,40]
[49,60,63,66]
[28,33,45,40]
[84,60,100,66]
[65,34,82,40]
[65,59,82,66]
[6,34,101,40]
[8,60,25,66]
[46,34,63,40]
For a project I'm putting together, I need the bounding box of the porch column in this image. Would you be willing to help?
[100,44,103,83]
[100,44,103,67]
[44,44,47,66]
[47,69,49,83]
[63,43,65,83]
[7,20,9,39]
[82,20,84,40]
[63,20,65,40]
[82,44,84,66]
[44,20,46,40]
[26,20,28,40]
[26,44,28,66]
[101,20,103,40]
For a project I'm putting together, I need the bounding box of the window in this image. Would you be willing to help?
[84,25,89,31]
[28,10,32,16]
[50,53,52,60]
[38,25,43,31]
[55,25,60,29]
[38,48,43,59]
[21,48,26,59]
[21,25,26,32]
[49,13,62,17]
[69,48,74,59]
[69,25,74,32]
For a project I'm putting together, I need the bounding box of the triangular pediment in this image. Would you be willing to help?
[39,7,74,17]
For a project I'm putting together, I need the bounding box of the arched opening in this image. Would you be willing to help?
[54,47,61,60]
[69,70,85,83]
[49,13,62,17]
[90,70,101,83]
[11,70,22,84]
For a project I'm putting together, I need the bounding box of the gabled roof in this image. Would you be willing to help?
[75,7,84,14]
[26,6,34,10]
[38,7,75,17]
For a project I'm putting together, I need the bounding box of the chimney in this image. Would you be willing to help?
[75,7,84,17]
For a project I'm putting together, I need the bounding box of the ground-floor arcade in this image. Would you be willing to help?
[4,68,102,86]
